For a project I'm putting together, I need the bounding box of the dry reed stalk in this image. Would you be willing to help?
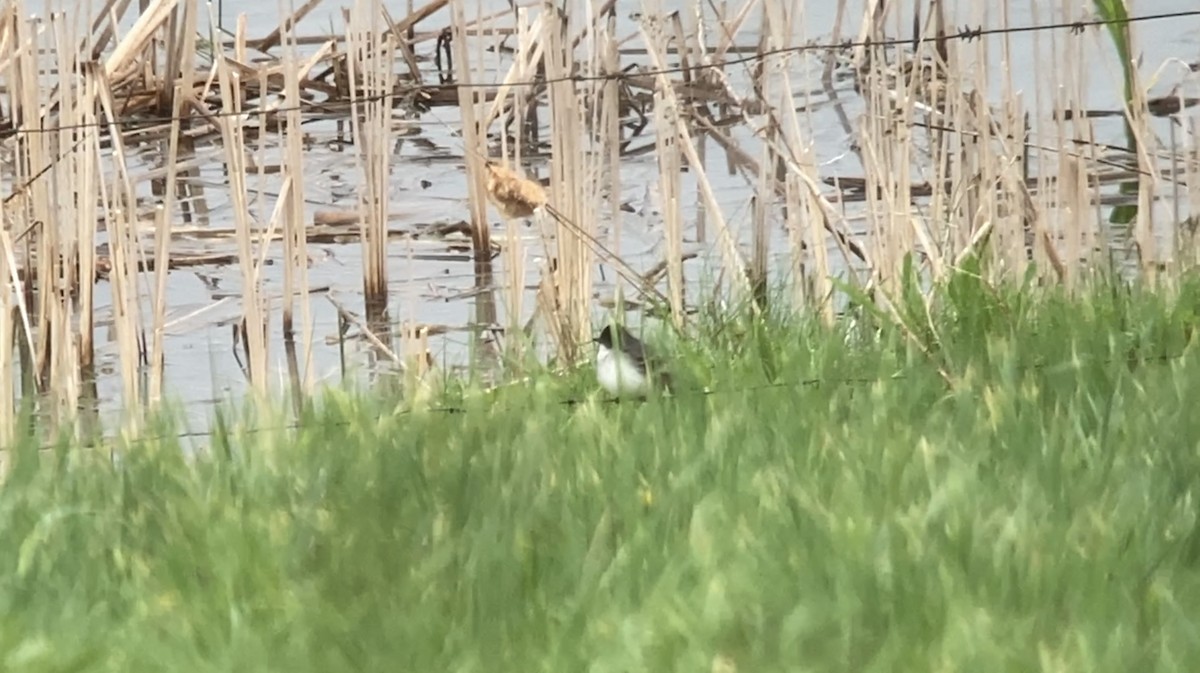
[480,11,545,131]
[1189,116,1200,265]
[568,0,616,54]
[72,35,102,406]
[451,0,492,258]
[484,2,657,338]
[407,13,516,46]
[907,68,946,280]
[346,0,393,331]
[496,10,543,344]
[381,5,421,80]
[994,0,1028,278]
[967,33,1007,276]
[325,294,402,363]
[835,6,955,380]
[925,62,955,260]
[963,10,1025,282]
[877,11,948,281]
[145,203,171,403]
[638,15,751,304]
[43,11,108,427]
[282,19,315,392]
[821,0,847,85]
[234,11,248,66]
[848,0,882,74]
[750,6,775,304]
[691,107,867,276]
[693,8,718,244]
[855,18,909,295]
[768,0,816,311]
[211,15,269,395]
[103,0,178,78]
[668,4,876,292]
[259,0,325,51]
[385,0,449,40]
[1060,149,1089,285]
[1028,0,1052,268]
[787,155,870,296]
[536,203,671,303]
[148,0,197,404]
[0,7,12,68]
[96,59,153,414]
[149,147,190,372]
[9,6,52,394]
[541,1,600,359]
[709,0,760,60]
[400,323,438,406]
[0,234,12,448]
[453,0,501,353]
[780,175,808,307]
[1122,66,1156,280]
[34,14,71,422]
[1050,23,1092,288]
[679,10,709,293]
[161,0,187,105]
[1167,105,1182,274]
[598,5,622,265]
[0,4,37,409]
[484,160,539,338]
[950,73,974,259]
[0,227,36,388]
[85,0,132,58]
[646,12,685,326]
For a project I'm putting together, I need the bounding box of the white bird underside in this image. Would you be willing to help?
[596,345,650,397]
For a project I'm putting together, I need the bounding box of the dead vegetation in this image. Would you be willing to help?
[0,0,1197,440]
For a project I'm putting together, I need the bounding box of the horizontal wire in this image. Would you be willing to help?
[3,9,1195,138]
[7,9,1197,450]
[23,349,1190,452]
[4,10,1192,210]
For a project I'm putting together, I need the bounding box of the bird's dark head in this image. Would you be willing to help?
[594,325,615,348]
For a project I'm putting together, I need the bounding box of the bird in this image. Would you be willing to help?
[593,324,672,398]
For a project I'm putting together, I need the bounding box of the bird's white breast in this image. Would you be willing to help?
[596,345,649,396]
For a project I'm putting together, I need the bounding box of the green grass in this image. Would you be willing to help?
[4,272,1200,672]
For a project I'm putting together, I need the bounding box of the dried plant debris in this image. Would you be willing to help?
[484,161,548,220]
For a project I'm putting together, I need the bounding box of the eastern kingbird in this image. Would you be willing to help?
[593,324,672,398]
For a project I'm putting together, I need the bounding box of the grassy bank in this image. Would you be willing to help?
[3,273,1200,672]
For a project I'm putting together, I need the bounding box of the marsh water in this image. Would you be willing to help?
[16,0,1200,429]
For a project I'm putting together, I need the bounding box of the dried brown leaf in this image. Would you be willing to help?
[485,161,547,219]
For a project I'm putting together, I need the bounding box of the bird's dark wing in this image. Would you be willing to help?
[619,332,650,370]
[616,328,673,392]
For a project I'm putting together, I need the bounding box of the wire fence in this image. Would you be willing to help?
[3,9,1197,137]
[3,8,1195,209]
[3,7,1198,451]
[15,348,1190,452]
